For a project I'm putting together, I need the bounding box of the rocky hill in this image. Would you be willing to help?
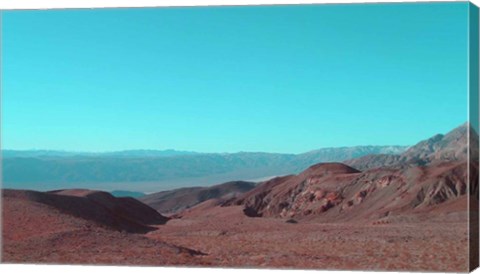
[345,123,478,170]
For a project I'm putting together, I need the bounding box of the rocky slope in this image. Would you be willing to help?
[345,123,478,170]
[224,161,476,223]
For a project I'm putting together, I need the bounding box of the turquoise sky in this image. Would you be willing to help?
[1,3,470,153]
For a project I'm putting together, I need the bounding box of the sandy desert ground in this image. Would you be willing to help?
[2,190,471,272]
[148,205,471,272]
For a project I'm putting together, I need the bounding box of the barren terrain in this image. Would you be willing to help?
[1,187,472,272]
[160,209,470,271]
[2,124,478,272]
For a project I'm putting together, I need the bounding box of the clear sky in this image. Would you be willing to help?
[1,2,470,153]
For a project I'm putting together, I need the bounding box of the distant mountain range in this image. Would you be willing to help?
[2,146,406,159]
[1,145,408,192]
[2,149,198,158]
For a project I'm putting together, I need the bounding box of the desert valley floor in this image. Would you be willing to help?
[148,207,471,271]
[1,188,474,272]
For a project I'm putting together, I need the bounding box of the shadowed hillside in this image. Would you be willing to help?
[140,181,256,214]
[3,189,168,233]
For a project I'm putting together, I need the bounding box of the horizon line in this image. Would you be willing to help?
[0,144,411,156]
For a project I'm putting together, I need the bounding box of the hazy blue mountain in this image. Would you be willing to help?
[2,150,82,158]
[2,149,198,158]
[1,145,408,192]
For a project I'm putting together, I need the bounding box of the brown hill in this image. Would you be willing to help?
[2,189,205,265]
[225,163,362,218]
[224,160,476,223]
[3,189,168,234]
[139,181,256,214]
